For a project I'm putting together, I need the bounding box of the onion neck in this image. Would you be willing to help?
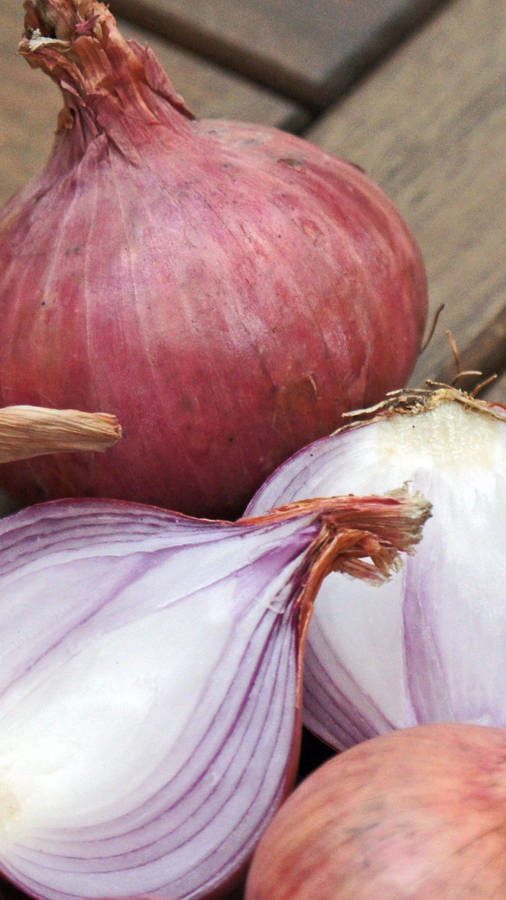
[242,489,431,690]
[20,0,194,161]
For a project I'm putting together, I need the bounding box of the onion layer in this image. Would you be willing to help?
[0,0,427,518]
[0,490,429,900]
[246,386,506,748]
[246,723,506,899]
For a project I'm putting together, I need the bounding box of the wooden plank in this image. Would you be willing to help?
[0,3,61,206]
[304,0,506,387]
[120,22,306,129]
[433,305,506,388]
[0,1,304,206]
[110,0,446,108]
[484,368,506,406]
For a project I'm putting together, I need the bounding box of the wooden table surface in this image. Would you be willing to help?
[0,0,505,402]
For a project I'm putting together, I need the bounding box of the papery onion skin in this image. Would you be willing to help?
[0,405,121,462]
[0,0,427,518]
[246,722,506,900]
[0,490,429,900]
[246,387,506,749]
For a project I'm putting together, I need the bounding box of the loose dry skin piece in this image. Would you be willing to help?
[0,405,121,462]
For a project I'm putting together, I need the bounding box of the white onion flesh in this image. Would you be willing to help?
[0,504,304,898]
[246,391,506,748]
[0,492,429,899]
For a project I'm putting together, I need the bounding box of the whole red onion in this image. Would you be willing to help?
[246,723,506,899]
[0,0,427,518]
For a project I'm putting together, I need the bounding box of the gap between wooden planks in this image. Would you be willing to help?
[305,0,506,397]
[0,0,304,205]
[109,0,448,108]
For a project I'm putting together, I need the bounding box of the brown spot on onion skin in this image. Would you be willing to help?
[277,158,306,171]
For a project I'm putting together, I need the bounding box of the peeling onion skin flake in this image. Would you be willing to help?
[0,491,429,900]
[246,387,506,750]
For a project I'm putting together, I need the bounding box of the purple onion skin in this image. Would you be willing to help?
[0,0,427,519]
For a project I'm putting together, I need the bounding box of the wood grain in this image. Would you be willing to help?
[120,21,306,129]
[110,0,447,108]
[0,3,61,206]
[0,1,304,205]
[305,0,506,387]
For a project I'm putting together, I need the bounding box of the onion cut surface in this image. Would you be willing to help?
[0,492,429,899]
[246,387,506,749]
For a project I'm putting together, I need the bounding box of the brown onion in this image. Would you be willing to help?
[0,0,427,518]
[246,723,506,899]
